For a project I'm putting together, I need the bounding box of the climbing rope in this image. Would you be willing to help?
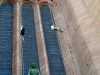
[48,2,64,32]
[48,3,56,26]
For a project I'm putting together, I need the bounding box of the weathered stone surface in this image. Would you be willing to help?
[52,0,100,75]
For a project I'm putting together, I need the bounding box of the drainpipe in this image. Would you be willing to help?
[12,0,23,75]
[32,1,50,75]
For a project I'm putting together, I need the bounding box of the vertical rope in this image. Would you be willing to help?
[48,3,56,26]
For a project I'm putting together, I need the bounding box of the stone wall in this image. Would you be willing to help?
[83,0,100,21]
[52,0,100,75]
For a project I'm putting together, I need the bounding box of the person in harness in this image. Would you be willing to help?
[20,26,25,40]
[51,25,64,32]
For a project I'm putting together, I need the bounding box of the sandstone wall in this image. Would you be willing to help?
[52,0,100,75]
[83,0,100,21]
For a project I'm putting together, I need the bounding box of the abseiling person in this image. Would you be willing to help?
[20,26,25,40]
